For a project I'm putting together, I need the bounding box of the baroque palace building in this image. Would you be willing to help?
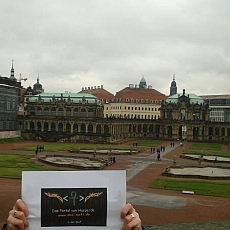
[161,89,230,142]
[14,73,230,143]
[18,92,106,142]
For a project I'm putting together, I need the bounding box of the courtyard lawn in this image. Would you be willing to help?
[16,143,147,152]
[185,151,230,158]
[190,143,222,151]
[0,154,61,179]
[0,137,23,144]
[151,179,230,198]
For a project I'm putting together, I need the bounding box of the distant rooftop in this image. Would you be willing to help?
[28,92,99,104]
[166,92,204,104]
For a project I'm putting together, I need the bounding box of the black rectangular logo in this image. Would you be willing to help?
[41,188,107,227]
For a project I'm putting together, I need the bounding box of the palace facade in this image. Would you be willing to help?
[18,89,230,143]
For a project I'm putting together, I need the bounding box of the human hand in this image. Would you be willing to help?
[120,203,142,230]
[7,199,29,230]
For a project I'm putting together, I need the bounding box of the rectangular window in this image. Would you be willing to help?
[0,100,4,110]
[7,101,10,110]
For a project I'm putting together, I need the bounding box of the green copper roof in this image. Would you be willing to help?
[140,77,146,83]
[28,92,98,104]
[166,93,204,104]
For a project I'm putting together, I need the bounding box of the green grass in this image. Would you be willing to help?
[151,179,230,198]
[191,143,221,151]
[0,137,23,144]
[185,151,230,158]
[0,154,61,179]
[17,143,147,152]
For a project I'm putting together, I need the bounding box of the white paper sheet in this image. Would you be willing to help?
[22,170,126,230]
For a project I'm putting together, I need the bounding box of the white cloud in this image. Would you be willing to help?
[0,0,230,96]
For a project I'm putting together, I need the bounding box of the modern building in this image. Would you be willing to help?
[200,94,230,122]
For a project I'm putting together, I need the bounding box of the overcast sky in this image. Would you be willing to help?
[0,0,230,96]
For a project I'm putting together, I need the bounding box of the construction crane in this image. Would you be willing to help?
[18,73,27,82]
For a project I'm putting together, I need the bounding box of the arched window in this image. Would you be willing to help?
[74,108,78,117]
[30,121,35,131]
[81,123,86,133]
[88,124,93,133]
[73,124,78,133]
[37,122,42,131]
[104,125,109,134]
[51,107,56,116]
[66,123,71,133]
[137,125,141,132]
[88,108,94,117]
[143,124,147,132]
[51,123,56,132]
[44,107,49,116]
[37,107,42,115]
[58,123,63,132]
[96,125,101,134]
[80,108,86,117]
[66,108,71,116]
[58,108,64,116]
[44,122,49,132]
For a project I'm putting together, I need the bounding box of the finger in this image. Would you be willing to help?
[9,210,29,229]
[120,203,135,218]
[7,214,28,230]
[122,218,141,230]
[13,199,29,217]
[124,212,139,225]
[125,216,142,230]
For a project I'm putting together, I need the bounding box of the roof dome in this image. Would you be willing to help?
[140,77,146,83]
[139,77,147,88]
[33,77,42,90]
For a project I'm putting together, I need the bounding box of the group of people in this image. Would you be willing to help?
[35,145,45,155]
[150,146,166,161]
[2,199,146,230]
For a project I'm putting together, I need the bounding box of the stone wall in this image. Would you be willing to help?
[0,131,21,139]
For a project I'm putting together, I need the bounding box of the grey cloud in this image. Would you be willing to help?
[0,0,230,95]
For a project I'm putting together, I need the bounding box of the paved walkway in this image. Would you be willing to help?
[146,221,230,230]
[123,143,230,229]
[126,142,188,209]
